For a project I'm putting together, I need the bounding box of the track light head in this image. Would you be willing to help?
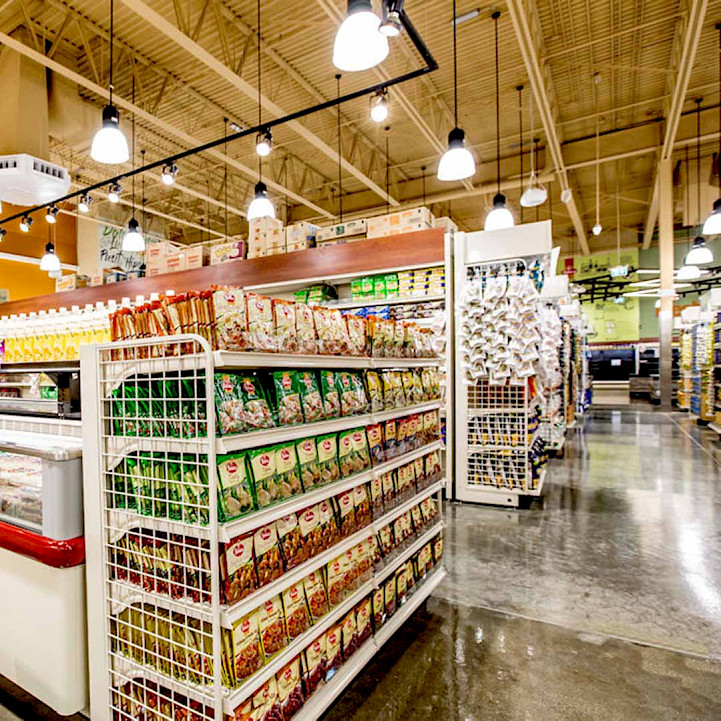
[45,205,59,224]
[19,215,32,233]
[78,194,92,213]
[380,1,404,37]
[370,89,389,123]
[160,163,178,186]
[108,182,122,204]
[255,130,273,157]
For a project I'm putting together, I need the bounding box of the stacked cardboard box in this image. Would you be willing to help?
[209,240,244,266]
[55,273,90,292]
[248,217,284,258]
[366,207,434,238]
[433,216,458,234]
[315,219,367,246]
[146,242,178,277]
[285,221,317,252]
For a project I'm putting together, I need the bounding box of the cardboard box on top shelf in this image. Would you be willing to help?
[184,244,210,269]
[55,273,90,292]
[209,240,245,266]
[433,216,458,234]
[146,241,176,263]
[286,221,317,252]
[249,217,283,258]
[165,252,187,274]
[315,219,367,243]
[366,207,434,238]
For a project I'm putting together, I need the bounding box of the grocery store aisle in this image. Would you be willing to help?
[324,409,721,720]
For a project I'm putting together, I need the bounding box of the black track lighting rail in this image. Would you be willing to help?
[0,7,437,228]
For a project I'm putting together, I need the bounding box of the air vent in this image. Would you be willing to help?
[0,153,70,206]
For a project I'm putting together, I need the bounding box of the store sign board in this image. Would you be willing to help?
[98,224,144,271]
[582,298,640,342]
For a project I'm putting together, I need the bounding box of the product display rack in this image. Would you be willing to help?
[690,321,714,423]
[82,335,447,721]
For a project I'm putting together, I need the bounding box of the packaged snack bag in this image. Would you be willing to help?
[391,371,406,407]
[423,410,439,442]
[356,597,372,645]
[303,570,329,622]
[221,534,257,605]
[395,463,411,503]
[353,484,371,529]
[297,371,324,423]
[320,371,341,418]
[392,515,406,549]
[384,577,396,618]
[253,523,283,587]
[273,300,298,354]
[295,303,318,355]
[433,533,444,565]
[355,540,371,582]
[400,511,414,542]
[296,437,322,489]
[336,372,359,416]
[334,490,357,538]
[217,454,255,521]
[419,497,433,525]
[301,636,326,697]
[346,315,368,356]
[372,587,385,629]
[396,417,409,456]
[366,533,382,567]
[252,677,279,717]
[215,373,246,436]
[338,430,355,478]
[340,610,358,661]
[364,370,384,412]
[277,657,304,720]
[328,309,351,355]
[282,583,310,640]
[277,513,309,570]
[366,423,385,465]
[410,504,423,534]
[240,375,275,430]
[247,293,277,352]
[180,455,210,526]
[249,447,280,508]
[326,554,348,607]
[413,456,426,488]
[381,470,396,510]
[317,499,341,550]
[212,287,249,351]
[343,547,359,594]
[377,524,394,558]
[350,373,369,414]
[401,371,416,405]
[383,419,398,459]
[313,308,334,355]
[425,450,442,480]
[298,505,324,560]
[233,611,262,681]
[317,434,340,485]
[351,428,371,472]
[396,565,408,604]
[368,477,383,519]
[392,320,405,358]
[273,371,303,426]
[275,442,303,499]
[325,625,342,679]
[258,595,288,659]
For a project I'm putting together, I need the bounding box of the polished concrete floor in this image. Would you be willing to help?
[1,409,720,720]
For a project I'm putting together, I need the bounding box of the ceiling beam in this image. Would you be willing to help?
[642,0,707,249]
[119,0,398,207]
[0,30,333,219]
[505,0,590,254]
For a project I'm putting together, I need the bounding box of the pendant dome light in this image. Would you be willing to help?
[485,11,513,231]
[520,88,547,208]
[91,0,129,164]
[677,263,701,281]
[122,78,145,252]
[438,0,475,182]
[687,98,714,264]
[703,24,721,235]
[591,74,602,236]
[40,228,61,273]
[333,0,389,72]
[248,0,275,220]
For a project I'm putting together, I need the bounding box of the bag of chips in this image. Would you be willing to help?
[254,523,284,587]
[364,370,384,412]
[296,437,322,490]
[317,434,341,485]
[232,611,263,682]
[240,374,275,430]
[282,583,310,640]
[320,371,341,418]
[258,595,288,659]
[301,636,326,697]
[303,570,329,622]
[273,299,298,354]
[366,423,385,466]
[277,513,309,571]
[297,371,324,423]
[277,656,305,720]
[221,534,257,605]
[295,303,318,355]
[273,371,304,426]
[346,315,368,356]
[212,287,249,351]
[214,373,246,436]
[248,447,280,508]
[275,442,304,500]
[246,293,277,352]
[217,454,255,521]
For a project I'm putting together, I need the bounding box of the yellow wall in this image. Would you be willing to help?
[0,258,61,300]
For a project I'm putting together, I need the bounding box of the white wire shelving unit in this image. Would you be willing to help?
[82,334,447,721]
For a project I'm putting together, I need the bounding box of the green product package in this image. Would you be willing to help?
[350,373,369,414]
[350,279,363,300]
[336,372,368,416]
[273,371,304,426]
[217,453,255,521]
[317,433,341,485]
[297,371,324,423]
[295,437,322,489]
[275,442,304,499]
[239,374,275,430]
[214,373,246,436]
[373,276,387,299]
[150,453,170,518]
[338,429,355,478]
[248,446,280,508]
[361,276,374,297]
[110,458,135,510]
[166,458,183,520]
[320,370,341,418]
[293,289,309,304]
[180,455,210,525]
[384,273,399,297]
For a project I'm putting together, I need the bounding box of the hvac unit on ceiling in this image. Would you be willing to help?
[0,154,70,207]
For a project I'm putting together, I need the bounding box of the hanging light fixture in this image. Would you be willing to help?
[592,74,602,235]
[247,0,275,220]
[333,0,389,72]
[40,241,61,272]
[703,24,721,234]
[255,129,273,157]
[122,77,145,252]
[108,182,122,203]
[517,85,524,224]
[78,194,92,213]
[45,205,59,224]
[19,215,32,233]
[370,89,389,123]
[520,90,547,208]
[438,0,475,182]
[485,11,513,231]
[160,163,178,186]
[90,0,129,164]
[687,98,714,264]
[379,0,403,37]
[677,263,701,280]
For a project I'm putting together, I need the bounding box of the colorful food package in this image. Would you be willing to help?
[366,533,382,568]
[350,373,370,414]
[249,447,280,508]
[396,564,408,604]
[320,371,341,418]
[301,635,326,697]
[433,533,444,565]
[396,417,409,456]
[381,470,396,510]
[254,522,284,587]
[351,428,371,471]
[325,625,342,679]
[277,513,309,570]
[372,587,385,630]
[406,558,417,595]
[317,434,341,485]
[240,375,275,430]
[328,309,351,355]
[366,424,385,466]
[232,611,263,682]
[410,504,423,534]
[317,499,341,550]
[364,370,384,412]
[221,534,257,605]
[391,320,406,358]
[383,419,398,458]
[384,576,397,618]
[334,490,357,538]
[295,303,318,355]
[340,610,359,661]
[423,410,440,442]
[425,450,442,480]
[273,300,298,354]
[247,293,277,352]
[258,595,288,660]
[326,554,348,607]
[395,463,412,504]
[217,454,255,521]
[273,371,304,426]
[405,415,418,451]
[356,597,372,645]
[353,484,371,529]
[297,371,324,423]
[377,524,394,558]
[417,543,433,578]
[214,373,246,435]
[277,656,304,720]
[413,456,426,489]
[338,430,355,479]
[303,570,330,622]
[296,437,322,490]
[346,315,368,356]
[343,546,360,595]
[392,516,406,551]
[419,497,434,525]
[355,539,371,582]
[298,505,324,560]
[401,371,416,405]
[400,511,414,542]
[275,443,304,499]
[282,583,310,640]
[313,308,334,356]
[336,372,361,417]
[368,477,384,519]
[212,287,249,351]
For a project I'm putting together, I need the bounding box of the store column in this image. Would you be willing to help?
[658,157,674,410]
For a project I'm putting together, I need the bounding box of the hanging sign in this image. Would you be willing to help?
[98,224,145,271]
